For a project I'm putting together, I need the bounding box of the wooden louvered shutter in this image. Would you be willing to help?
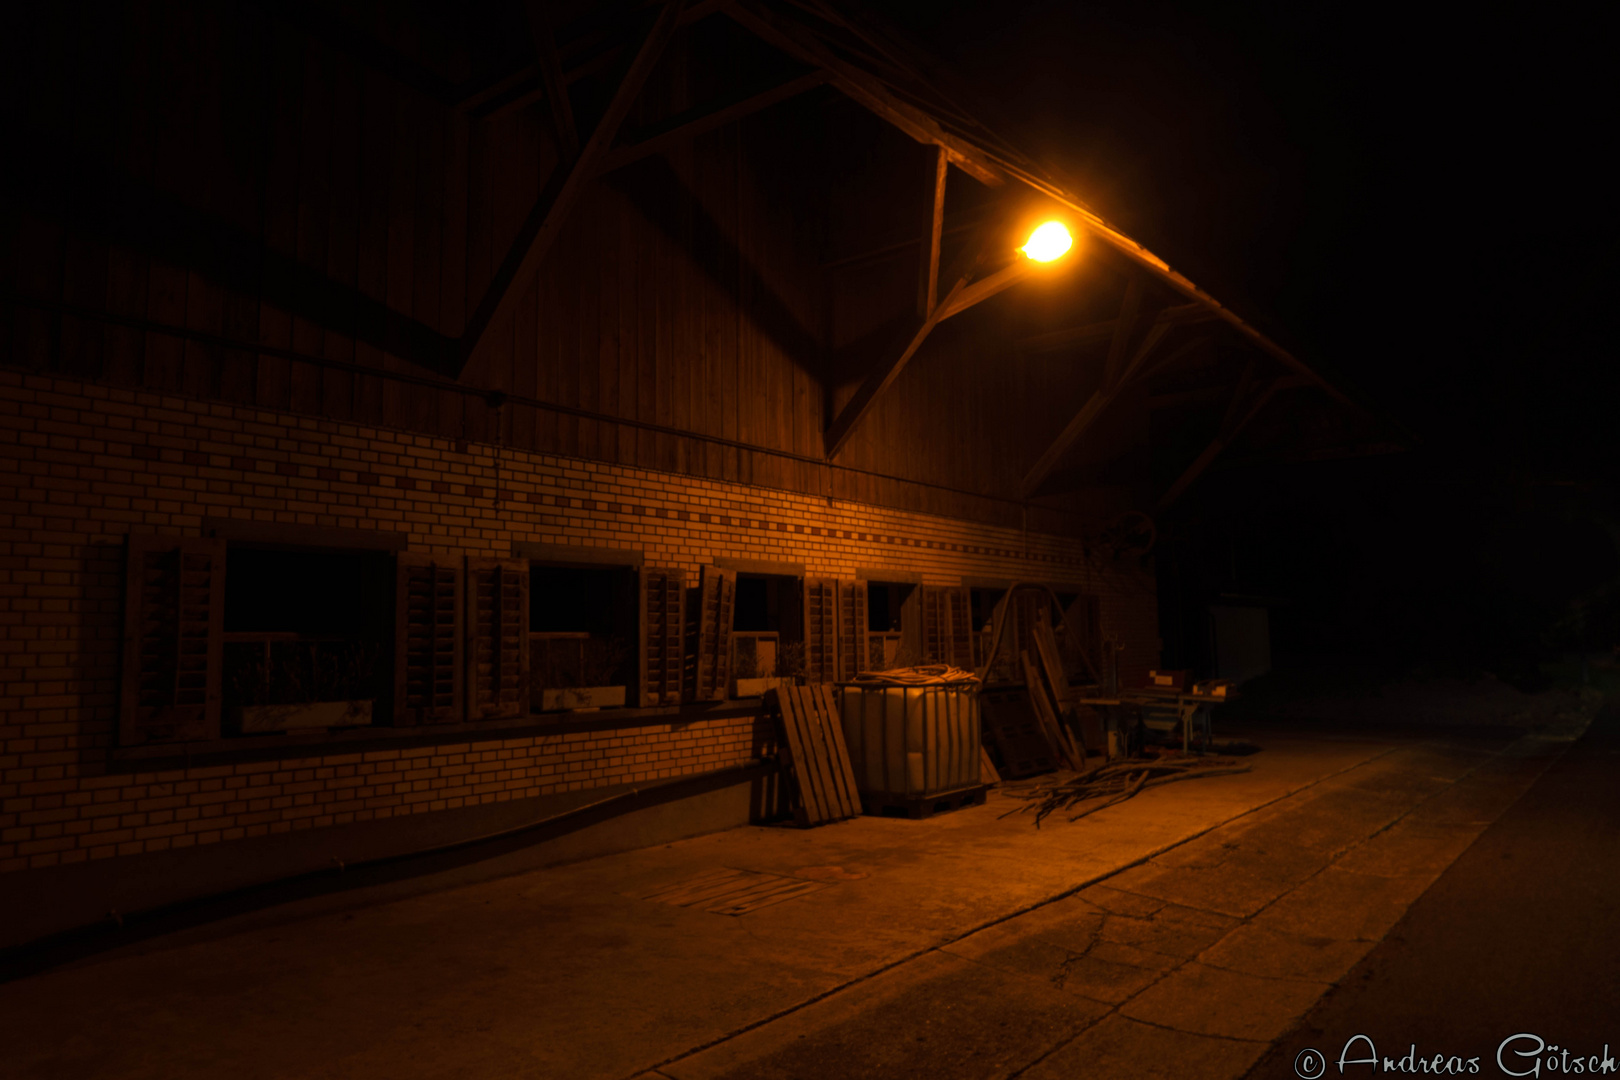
[640,566,685,706]
[465,557,528,720]
[836,579,868,681]
[945,586,975,669]
[120,535,225,745]
[685,565,735,702]
[920,586,950,664]
[395,553,463,725]
[802,578,838,683]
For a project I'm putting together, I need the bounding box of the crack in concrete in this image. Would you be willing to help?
[1006,724,1599,1080]
[1047,929,1100,990]
[622,743,1408,1080]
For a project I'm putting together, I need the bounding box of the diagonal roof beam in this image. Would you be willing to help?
[1101,278,1143,387]
[527,7,579,163]
[726,1,1006,186]
[991,162,1351,407]
[1135,334,1211,386]
[718,2,1353,415]
[919,146,947,316]
[595,70,827,174]
[933,257,1030,321]
[1016,318,1118,354]
[455,0,688,376]
[1156,373,1311,512]
[1019,295,1202,500]
[824,224,1010,459]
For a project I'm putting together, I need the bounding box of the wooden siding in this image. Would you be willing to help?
[0,3,1144,535]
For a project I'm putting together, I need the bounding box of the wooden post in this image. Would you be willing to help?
[919,146,947,317]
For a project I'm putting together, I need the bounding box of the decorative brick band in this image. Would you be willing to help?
[77,440,1088,567]
[0,368,1162,876]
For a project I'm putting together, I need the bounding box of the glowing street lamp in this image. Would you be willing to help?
[921,219,1076,328]
[1019,221,1073,263]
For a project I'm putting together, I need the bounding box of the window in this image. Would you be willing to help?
[969,584,1103,687]
[865,581,915,669]
[732,573,802,692]
[968,586,1006,668]
[221,545,395,735]
[529,563,639,712]
[119,527,543,747]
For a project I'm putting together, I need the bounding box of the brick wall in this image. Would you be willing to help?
[0,370,1160,875]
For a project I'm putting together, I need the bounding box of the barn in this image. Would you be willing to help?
[0,0,1376,943]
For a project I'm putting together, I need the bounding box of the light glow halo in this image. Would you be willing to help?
[1019,221,1073,262]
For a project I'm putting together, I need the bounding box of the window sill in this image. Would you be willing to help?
[108,699,767,774]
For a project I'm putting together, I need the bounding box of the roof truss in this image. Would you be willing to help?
[1018,299,1215,500]
[457,0,689,374]
[1156,372,1311,512]
[256,0,1361,443]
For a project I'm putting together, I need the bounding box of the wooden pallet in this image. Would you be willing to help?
[768,684,861,827]
[979,687,1058,778]
[861,782,989,820]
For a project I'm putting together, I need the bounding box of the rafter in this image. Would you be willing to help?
[1102,278,1143,387]
[1020,293,1198,500]
[933,258,1029,320]
[456,0,687,375]
[919,146,947,315]
[1016,318,1117,353]
[527,8,578,162]
[595,71,827,175]
[824,224,1006,459]
[1136,335,1210,385]
[1156,373,1311,512]
[726,1,1006,186]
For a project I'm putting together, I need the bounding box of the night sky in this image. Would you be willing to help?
[877,0,1617,670]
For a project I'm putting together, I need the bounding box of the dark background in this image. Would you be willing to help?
[879,0,1617,683]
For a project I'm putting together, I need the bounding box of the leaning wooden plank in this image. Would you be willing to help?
[1033,614,1073,709]
[1019,650,1066,758]
[979,687,1057,778]
[813,683,861,818]
[1032,619,1088,763]
[789,684,843,823]
[1022,651,1079,770]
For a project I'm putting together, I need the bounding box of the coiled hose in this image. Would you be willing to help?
[850,664,981,687]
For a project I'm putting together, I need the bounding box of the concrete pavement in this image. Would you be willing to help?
[1242,702,1620,1077]
[0,714,1591,1080]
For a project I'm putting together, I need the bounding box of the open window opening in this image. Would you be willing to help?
[969,586,1006,669]
[865,581,917,670]
[983,586,1055,686]
[731,573,804,693]
[530,563,638,711]
[222,545,395,734]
